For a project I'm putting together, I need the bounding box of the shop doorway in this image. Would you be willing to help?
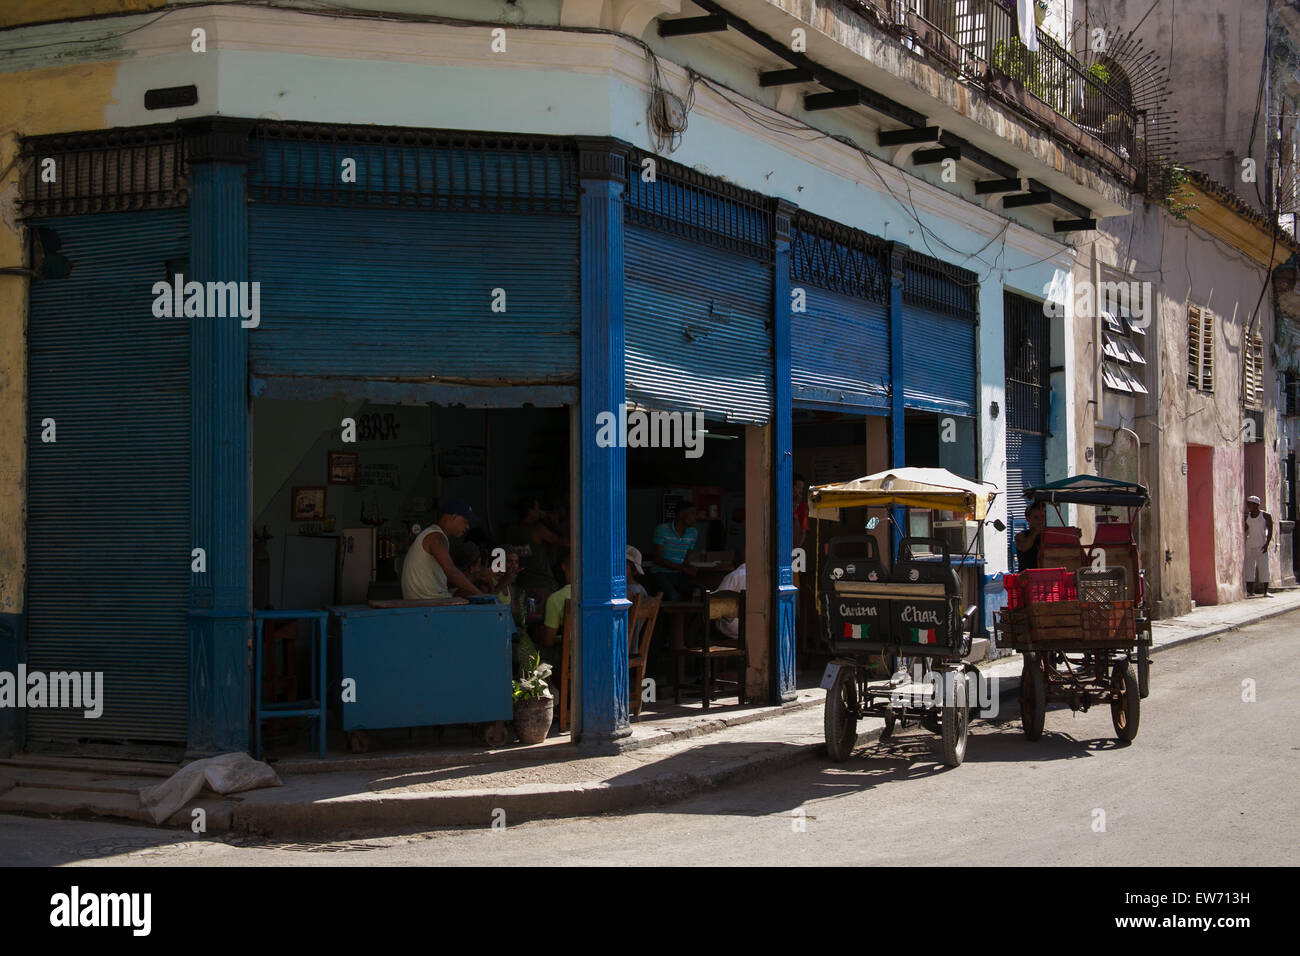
[1186,444,1217,605]
[250,397,571,754]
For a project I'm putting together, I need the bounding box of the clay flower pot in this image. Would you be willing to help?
[514,696,553,744]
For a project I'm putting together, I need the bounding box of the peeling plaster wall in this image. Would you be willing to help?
[1077,198,1278,616]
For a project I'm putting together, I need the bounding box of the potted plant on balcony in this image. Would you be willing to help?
[512,652,554,744]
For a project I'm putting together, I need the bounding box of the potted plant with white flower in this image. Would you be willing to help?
[512,653,554,744]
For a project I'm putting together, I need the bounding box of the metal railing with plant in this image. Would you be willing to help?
[882,0,1137,161]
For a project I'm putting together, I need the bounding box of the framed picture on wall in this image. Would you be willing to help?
[291,486,326,521]
[328,451,359,485]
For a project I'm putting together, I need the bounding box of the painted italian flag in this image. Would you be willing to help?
[909,627,936,645]
[843,622,870,639]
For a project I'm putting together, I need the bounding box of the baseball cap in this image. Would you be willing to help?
[626,545,644,575]
[441,498,475,519]
[1247,495,1261,505]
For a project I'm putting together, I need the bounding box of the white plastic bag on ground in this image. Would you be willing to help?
[139,752,282,824]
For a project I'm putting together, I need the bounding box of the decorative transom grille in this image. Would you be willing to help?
[248,122,578,215]
[903,249,978,319]
[791,211,890,303]
[624,148,772,262]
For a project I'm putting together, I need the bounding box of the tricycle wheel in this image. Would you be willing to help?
[962,662,982,723]
[824,664,858,762]
[941,674,969,767]
[1020,654,1046,741]
[1137,643,1151,699]
[1110,663,1140,742]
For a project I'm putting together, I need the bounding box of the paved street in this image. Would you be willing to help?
[1,610,1295,867]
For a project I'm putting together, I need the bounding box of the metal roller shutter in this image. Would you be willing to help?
[624,226,774,423]
[902,305,978,416]
[1006,429,1046,568]
[791,287,890,411]
[248,205,579,388]
[26,209,191,745]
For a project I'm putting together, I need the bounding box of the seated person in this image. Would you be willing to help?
[400,501,482,600]
[536,551,572,672]
[647,502,700,601]
[627,545,648,600]
[715,562,746,640]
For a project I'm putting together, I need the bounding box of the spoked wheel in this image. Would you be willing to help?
[941,673,969,767]
[1020,653,1046,741]
[1111,662,1140,742]
[824,664,859,762]
[1137,643,1151,699]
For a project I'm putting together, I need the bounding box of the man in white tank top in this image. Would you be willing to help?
[1243,495,1274,597]
[400,500,484,601]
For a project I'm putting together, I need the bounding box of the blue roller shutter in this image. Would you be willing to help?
[902,305,978,415]
[248,205,578,388]
[624,225,774,423]
[26,210,191,745]
[791,286,889,410]
[902,251,978,416]
[789,218,891,411]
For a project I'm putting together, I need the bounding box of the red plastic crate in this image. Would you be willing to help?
[1021,567,1078,603]
[1002,572,1024,609]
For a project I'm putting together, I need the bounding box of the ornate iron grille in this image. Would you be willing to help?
[624,148,772,262]
[248,122,578,215]
[1004,290,1050,434]
[791,211,890,303]
[20,124,187,217]
[903,249,978,319]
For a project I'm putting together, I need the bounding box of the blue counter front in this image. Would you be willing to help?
[329,603,513,732]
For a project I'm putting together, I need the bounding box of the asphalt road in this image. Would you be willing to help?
[2,611,1296,866]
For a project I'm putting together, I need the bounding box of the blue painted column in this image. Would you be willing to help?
[576,138,631,748]
[889,244,908,550]
[184,119,253,756]
[772,200,798,702]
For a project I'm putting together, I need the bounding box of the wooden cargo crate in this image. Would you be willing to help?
[1080,599,1136,642]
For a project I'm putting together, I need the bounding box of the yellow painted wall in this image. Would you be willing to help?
[0,62,122,612]
[0,1,166,29]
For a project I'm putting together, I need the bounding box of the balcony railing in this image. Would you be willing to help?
[882,0,1137,163]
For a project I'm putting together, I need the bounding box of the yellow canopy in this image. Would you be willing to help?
[808,467,996,520]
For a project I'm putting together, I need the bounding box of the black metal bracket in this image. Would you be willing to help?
[975,177,1024,194]
[878,126,942,147]
[759,68,814,87]
[805,90,862,111]
[1053,218,1098,232]
[658,14,728,37]
[913,146,961,165]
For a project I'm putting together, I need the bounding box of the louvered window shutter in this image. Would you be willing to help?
[1187,306,1202,388]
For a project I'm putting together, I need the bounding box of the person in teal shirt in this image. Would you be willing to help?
[648,502,700,601]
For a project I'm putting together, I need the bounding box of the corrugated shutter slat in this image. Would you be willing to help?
[26,210,191,744]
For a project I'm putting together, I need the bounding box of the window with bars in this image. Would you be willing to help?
[1187,305,1214,392]
[1243,331,1265,409]
[1100,309,1148,395]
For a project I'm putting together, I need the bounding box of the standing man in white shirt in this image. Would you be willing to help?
[1244,495,1274,597]
[400,500,484,600]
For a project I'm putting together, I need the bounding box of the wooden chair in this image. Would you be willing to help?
[558,598,574,733]
[675,589,747,709]
[627,593,662,717]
